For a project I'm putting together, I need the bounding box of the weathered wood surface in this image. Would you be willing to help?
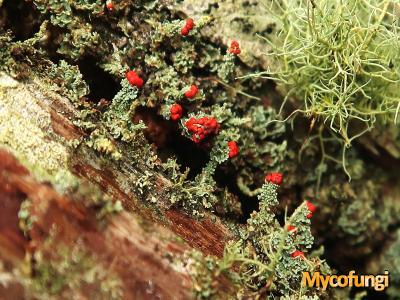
[0,73,237,298]
[0,149,192,299]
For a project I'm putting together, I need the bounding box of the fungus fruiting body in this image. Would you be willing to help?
[126,71,144,88]
[185,18,194,30]
[291,250,305,259]
[227,141,239,158]
[265,172,283,185]
[184,85,198,99]
[181,18,195,36]
[181,27,189,36]
[106,1,113,11]
[228,40,241,55]
[185,116,219,143]
[170,104,183,121]
[287,225,296,232]
[305,201,316,219]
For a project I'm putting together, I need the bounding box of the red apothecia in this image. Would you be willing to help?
[106,0,113,11]
[126,70,144,88]
[265,172,283,185]
[170,104,183,121]
[185,116,219,143]
[305,201,316,219]
[181,18,195,36]
[228,141,239,158]
[291,250,305,259]
[229,40,241,55]
[184,85,198,99]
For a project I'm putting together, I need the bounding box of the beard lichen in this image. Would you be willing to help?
[243,0,400,179]
[252,0,400,142]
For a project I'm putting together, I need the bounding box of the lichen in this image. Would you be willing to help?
[18,229,123,300]
[0,73,76,191]
[187,179,332,298]
[249,0,400,148]
[48,60,89,104]
[2,0,400,298]
[180,0,275,68]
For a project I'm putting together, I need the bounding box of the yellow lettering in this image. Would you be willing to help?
[329,275,338,287]
[364,275,374,287]
[337,275,348,287]
[320,275,330,290]
[384,270,390,287]
[348,270,356,287]
[302,272,320,288]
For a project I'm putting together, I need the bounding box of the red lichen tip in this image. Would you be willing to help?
[228,40,241,55]
[291,250,305,259]
[185,18,195,30]
[185,116,219,143]
[170,103,183,121]
[265,172,283,185]
[106,1,113,10]
[126,70,144,88]
[287,225,296,232]
[180,18,195,36]
[305,201,316,219]
[180,26,189,36]
[184,85,198,99]
[227,141,239,158]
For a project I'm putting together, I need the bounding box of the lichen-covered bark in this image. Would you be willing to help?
[2,0,400,298]
[0,148,238,299]
[0,148,190,299]
[0,72,240,298]
[179,0,274,69]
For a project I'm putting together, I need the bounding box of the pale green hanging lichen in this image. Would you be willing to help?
[247,0,400,144]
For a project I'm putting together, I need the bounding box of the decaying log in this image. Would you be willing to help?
[0,72,237,298]
[0,149,192,299]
